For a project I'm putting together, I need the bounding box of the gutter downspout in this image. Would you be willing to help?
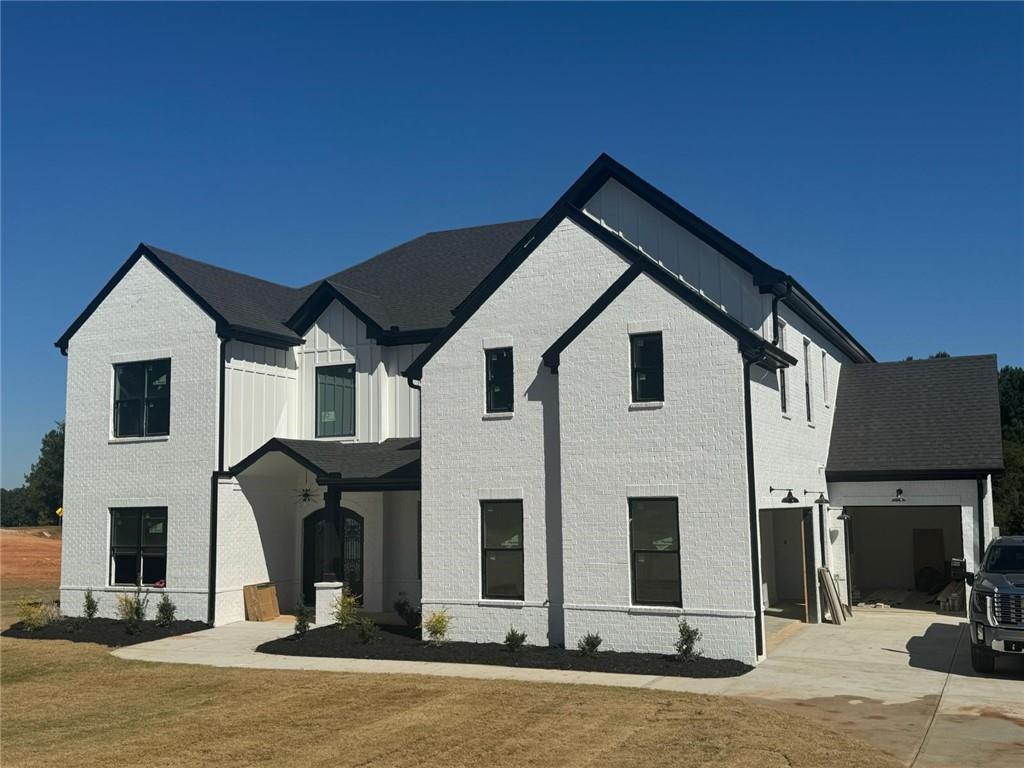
[771,282,793,347]
[977,477,987,564]
[208,338,227,626]
[741,348,765,659]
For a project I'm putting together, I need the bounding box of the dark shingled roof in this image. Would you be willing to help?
[230,437,420,489]
[145,245,310,343]
[826,355,1004,480]
[313,219,537,331]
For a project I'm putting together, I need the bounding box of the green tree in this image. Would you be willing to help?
[1,422,64,526]
[994,366,1024,535]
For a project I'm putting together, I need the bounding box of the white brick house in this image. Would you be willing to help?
[56,154,1003,665]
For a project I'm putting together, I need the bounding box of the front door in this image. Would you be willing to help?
[302,507,364,604]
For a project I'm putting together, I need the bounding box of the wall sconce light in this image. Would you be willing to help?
[892,488,907,503]
[804,490,830,506]
[769,486,800,504]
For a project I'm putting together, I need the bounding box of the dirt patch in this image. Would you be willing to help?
[3,617,207,647]
[259,623,753,678]
[1,527,61,585]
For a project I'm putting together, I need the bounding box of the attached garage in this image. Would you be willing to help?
[825,356,1004,617]
[845,505,964,610]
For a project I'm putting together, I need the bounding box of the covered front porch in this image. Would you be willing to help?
[213,437,420,625]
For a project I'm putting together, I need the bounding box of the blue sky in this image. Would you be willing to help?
[2,2,1022,486]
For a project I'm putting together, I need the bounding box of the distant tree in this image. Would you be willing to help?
[995,366,1024,535]
[904,351,951,361]
[1,422,64,526]
[1,487,35,526]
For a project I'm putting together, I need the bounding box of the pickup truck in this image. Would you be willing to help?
[955,536,1024,673]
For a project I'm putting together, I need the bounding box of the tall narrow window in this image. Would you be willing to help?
[803,338,813,422]
[481,500,523,599]
[630,333,664,402]
[778,321,788,414]
[111,508,168,586]
[821,350,829,406]
[629,498,681,606]
[316,364,355,437]
[485,347,514,413]
[113,359,171,438]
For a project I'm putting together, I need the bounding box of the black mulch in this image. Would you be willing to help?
[257,624,751,678]
[3,618,208,647]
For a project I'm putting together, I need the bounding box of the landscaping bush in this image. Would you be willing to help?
[675,619,702,661]
[356,616,381,644]
[577,632,602,656]
[423,608,451,645]
[504,626,527,652]
[332,586,360,629]
[294,600,314,638]
[16,598,60,631]
[83,589,98,619]
[155,594,177,627]
[116,591,148,635]
[394,597,422,629]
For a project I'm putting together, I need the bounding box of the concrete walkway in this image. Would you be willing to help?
[114,610,1023,767]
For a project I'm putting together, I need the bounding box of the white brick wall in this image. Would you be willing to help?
[420,220,628,646]
[60,257,219,621]
[558,268,756,663]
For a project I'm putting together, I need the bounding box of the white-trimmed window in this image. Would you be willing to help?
[111,507,167,586]
[316,364,355,437]
[481,500,523,599]
[113,359,170,437]
[629,498,681,607]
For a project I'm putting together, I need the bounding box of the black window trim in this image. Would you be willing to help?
[112,358,171,438]
[110,507,168,587]
[315,363,356,438]
[629,332,664,404]
[485,347,514,414]
[628,497,682,608]
[480,499,524,601]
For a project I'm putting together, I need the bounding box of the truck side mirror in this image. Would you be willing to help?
[966,572,975,587]
[950,557,966,582]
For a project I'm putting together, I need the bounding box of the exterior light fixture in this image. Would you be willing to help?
[769,486,800,504]
[837,511,851,521]
[804,490,830,506]
[892,488,907,503]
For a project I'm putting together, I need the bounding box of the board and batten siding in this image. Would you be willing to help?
[222,299,424,467]
[223,342,299,468]
[583,178,773,337]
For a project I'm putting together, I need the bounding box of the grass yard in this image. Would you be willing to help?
[0,527,900,767]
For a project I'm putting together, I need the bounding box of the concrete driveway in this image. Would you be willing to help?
[727,611,1024,766]
[116,610,1022,767]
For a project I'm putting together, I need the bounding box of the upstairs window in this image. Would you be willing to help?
[803,338,813,423]
[485,347,514,413]
[316,364,356,437]
[629,498,681,606]
[630,333,664,402]
[111,507,167,587]
[778,321,789,414]
[113,359,170,437]
[481,500,524,599]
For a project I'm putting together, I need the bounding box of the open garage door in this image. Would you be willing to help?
[846,505,964,612]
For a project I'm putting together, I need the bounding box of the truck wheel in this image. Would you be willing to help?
[971,645,995,674]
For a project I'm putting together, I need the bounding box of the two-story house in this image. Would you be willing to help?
[56,154,1003,665]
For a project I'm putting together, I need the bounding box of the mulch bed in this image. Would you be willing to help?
[257,624,751,678]
[3,618,207,647]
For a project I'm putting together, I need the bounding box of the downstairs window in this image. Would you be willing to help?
[481,500,523,599]
[110,507,167,587]
[629,498,681,606]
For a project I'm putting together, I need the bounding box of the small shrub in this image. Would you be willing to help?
[423,608,451,645]
[83,589,98,619]
[16,598,60,631]
[394,597,422,629]
[294,600,314,638]
[577,632,602,656]
[155,594,177,627]
[332,586,360,629]
[675,619,702,661]
[356,616,381,644]
[116,591,148,635]
[504,626,527,653]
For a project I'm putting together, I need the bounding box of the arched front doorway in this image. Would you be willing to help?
[302,507,363,604]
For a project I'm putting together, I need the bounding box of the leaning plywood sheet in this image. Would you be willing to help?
[243,582,280,621]
[818,568,845,625]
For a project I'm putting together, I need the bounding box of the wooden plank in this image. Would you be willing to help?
[243,583,262,621]
[256,583,280,620]
[818,568,846,625]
